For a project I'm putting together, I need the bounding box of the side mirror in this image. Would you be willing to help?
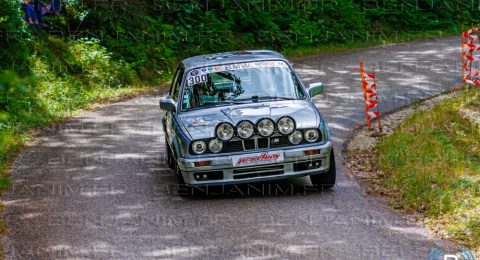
[159,98,176,112]
[308,82,324,97]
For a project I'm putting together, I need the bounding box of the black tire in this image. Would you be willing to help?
[174,163,188,196]
[310,150,336,189]
[165,137,175,170]
[174,163,203,197]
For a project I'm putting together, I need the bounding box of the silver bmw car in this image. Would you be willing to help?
[160,50,335,194]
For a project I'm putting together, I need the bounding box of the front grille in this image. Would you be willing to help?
[270,135,290,148]
[233,165,284,174]
[258,137,269,149]
[222,140,243,153]
[243,139,255,150]
[222,137,272,153]
[233,165,284,179]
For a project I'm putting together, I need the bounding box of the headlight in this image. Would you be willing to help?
[257,118,275,137]
[191,141,207,154]
[277,116,295,135]
[304,129,320,143]
[216,122,234,141]
[288,130,303,144]
[237,121,254,139]
[208,139,223,153]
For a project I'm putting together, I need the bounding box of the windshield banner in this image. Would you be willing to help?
[187,61,288,86]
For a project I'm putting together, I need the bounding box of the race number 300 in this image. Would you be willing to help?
[187,74,208,85]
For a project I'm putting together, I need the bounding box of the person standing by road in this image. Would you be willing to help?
[33,0,47,26]
[51,0,60,15]
[21,0,39,26]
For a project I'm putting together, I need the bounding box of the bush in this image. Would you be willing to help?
[57,0,474,82]
[0,0,30,74]
[0,71,31,188]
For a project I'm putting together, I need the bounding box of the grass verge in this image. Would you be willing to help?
[376,88,480,250]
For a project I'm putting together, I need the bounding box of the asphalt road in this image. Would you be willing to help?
[5,36,462,259]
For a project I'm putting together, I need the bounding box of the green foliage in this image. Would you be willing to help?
[0,0,30,74]
[65,0,476,78]
[1,36,139,131]
[4,0,478,83]
[0,71,29,120]
[0,25,150,191]
[0,71,31,189]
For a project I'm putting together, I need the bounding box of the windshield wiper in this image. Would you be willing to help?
[202,100,235,106]
[220,96,298,105]
[232,96,296,103]
[252,95,296,101]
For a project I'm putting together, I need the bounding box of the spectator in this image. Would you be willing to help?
[41,3,50,17]
[51,0,60,15]
[21,0,39,26]
[33,0,46,26]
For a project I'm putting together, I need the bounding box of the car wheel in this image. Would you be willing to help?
[310,149,336,189]
[174,163,188,195]
[165,137,175,170]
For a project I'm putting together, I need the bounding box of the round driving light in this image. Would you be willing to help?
[277,116,295,135]
[257,118,275,137]
[208,139,223,154]
[237,121,254,139]
[192,141,207,154]
[288,130,303,145]
[304,129,320,143]
[216,122,234,141]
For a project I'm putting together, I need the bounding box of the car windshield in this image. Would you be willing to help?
[181,60,306,111]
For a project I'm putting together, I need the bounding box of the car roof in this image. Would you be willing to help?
[181,50,287,71]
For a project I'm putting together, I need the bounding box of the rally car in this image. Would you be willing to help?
[160,50,335,193]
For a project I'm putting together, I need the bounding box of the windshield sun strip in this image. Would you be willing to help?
[179,60,307,111]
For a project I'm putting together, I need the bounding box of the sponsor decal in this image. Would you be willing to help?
[233,152,284,167]
[188,61,289,86]
[271,138,280,144]
[188,120,216,127]
[223,61,287,71]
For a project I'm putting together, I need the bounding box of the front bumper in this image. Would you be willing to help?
[177,141,333,186]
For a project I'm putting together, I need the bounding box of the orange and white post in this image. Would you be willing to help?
[462,24,480,86]
[359,61,382,130]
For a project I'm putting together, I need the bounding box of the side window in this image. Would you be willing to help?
[170,66,184,101]
[292,73,306,99]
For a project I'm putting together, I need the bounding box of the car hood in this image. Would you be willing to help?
[177,100,320,140]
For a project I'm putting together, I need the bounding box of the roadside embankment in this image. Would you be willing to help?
[345,89,480,253]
